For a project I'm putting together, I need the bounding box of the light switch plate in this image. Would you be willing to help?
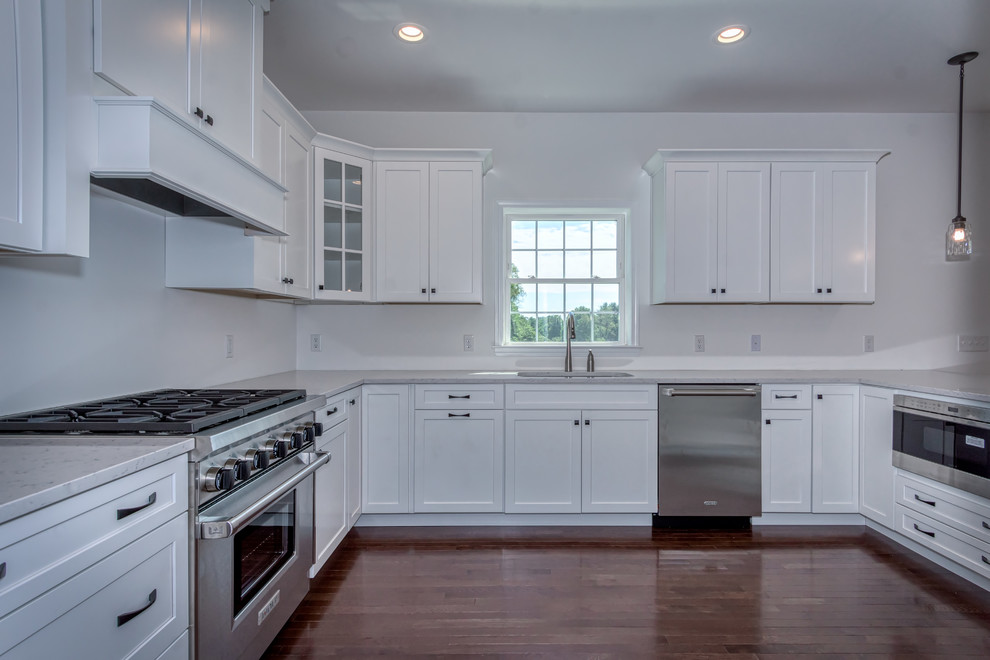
[750,334,761,352]
[694,335,705,352]
[864,335,875,353]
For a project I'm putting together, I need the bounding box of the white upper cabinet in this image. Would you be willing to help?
[0,0,44,252]
[376,155,489,303]
[94,0,266,163]
[645,150,885,304]
[771,162,877,302]
[314,146,372,301]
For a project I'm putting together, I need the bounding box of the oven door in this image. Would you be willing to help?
[196,452,327,660]
[893,408,953,465]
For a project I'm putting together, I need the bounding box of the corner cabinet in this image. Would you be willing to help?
[313,147,373,301]
[375,153,491,303]
[644,150,886,304]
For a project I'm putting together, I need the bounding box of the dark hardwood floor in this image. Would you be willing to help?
[262,525,990,658]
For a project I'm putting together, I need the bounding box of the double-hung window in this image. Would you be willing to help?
[501,207,631,348]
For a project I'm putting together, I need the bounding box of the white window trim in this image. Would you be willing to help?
[494,203,640,356]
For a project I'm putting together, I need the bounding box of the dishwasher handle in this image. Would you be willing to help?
[661,387,760,397]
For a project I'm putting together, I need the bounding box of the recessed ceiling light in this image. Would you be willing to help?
[716,25,748,44]
[395,23,426,43]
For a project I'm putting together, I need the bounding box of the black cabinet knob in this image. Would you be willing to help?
[194,107,204,119]
[720,288,726,294]
[205,114,214,126]
[711,288,716,294]
[421,288,427,294]
[826,288,832,293]
[319,284,325,290]
[817,288,823,293]
[431,288,436,294]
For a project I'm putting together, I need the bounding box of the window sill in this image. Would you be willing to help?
[493,345,642,357]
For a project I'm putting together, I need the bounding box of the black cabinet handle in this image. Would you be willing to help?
[205,114,214,126]
[448,412,470,418]
[116,492,157,521]
[914,494,936,507]
[983,555,990,566]
[0,562,6,580]
[194,107,204,119]
[982,521,989,530]
[584,419,590,425]
[711,288,716,294]
[319,284,325,290]
[720,288,726,294]
[774,394,798,399]
[326,407,338,415]
[117,589,157,627]
[913,523,935,538]
[817,394,823,399]
[765,419,771,425]
[817,288,823,293]
[573,420,579,425]
[431,288,436,294]
[448,394,471,399]
[349,399,356,405]
[826,288,832,294]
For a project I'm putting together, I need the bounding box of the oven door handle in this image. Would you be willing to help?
[199,452,330,539]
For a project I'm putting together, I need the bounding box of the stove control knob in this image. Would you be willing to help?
[267,437,291,459]
[313,422,324,438]
[245,448,270,470]
[302,424,316,444]
[290,430,305,449]
[204,465,235,492]
[225,458,251,481]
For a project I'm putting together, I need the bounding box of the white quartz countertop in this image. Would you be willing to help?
[215,368,990,403]
[0,436,193,525]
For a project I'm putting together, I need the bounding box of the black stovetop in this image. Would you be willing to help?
[0,389,307,434]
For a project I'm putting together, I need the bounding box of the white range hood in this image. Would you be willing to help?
[90,97,287,236]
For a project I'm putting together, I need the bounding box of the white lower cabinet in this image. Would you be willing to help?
[812,385,860,513]
[413,410,504,512]
[505,411,582,514]
[581,410,659,513]
[859,386,895,528]
[312,417,347,578]
[362,385,412,513]
[761,409,813,512]
[345,390,362,529]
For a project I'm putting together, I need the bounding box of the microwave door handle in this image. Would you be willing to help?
[199,452,329,539]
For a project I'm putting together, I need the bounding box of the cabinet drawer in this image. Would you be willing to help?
[319,394,350,430]
[896,505,990,580]
[761,384,812,409]
[0,455,187,619]
[505,384,657,410]
[0,513,189,659]
[896,473,990,546]
[414,384,504,409]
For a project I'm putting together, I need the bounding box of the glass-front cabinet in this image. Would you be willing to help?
[314,147,372,301]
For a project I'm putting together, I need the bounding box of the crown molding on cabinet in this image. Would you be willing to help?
[643,149,890,176]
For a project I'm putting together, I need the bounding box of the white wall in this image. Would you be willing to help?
[296,111,990,372]
[0,192,297,415]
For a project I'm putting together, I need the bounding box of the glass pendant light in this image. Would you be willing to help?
[945,51,978,261]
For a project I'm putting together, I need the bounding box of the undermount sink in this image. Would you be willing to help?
[516,371,634,378]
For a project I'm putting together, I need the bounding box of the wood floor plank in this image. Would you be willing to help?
[261,526,990,658]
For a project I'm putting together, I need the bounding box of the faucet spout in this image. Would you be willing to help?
[564,312,576,372]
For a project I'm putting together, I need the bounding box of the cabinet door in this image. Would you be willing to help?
[429,162,483,303]
[504,410,582,514]
[718,162,770,302]
[812,385,860,513]
[282,129,312,296]
[823,163,875,302]
[194,0,262,161]
[413,410,504,513]
[361,385,411,513]
[0,0,43,252]
[376,161,430,302]
[660,162,718,302]
[346,392,362,528]
[312,422,347,578]
[771,163,824,302]
[860,386,894,528]
[582,410,658,513]
[761,410,813,512]
[315,149,372,301]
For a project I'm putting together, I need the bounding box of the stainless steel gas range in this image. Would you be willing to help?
[0,388,328,660]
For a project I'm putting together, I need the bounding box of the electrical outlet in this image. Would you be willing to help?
[694,335,705,353]
[750,334,761,352]
[864,335,875,353]
[463,334,475,352]
[225,334,234,359]
[958,335,990,352]
[310,334,322,352]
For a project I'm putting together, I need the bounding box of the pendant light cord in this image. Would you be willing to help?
[956,61,965,219]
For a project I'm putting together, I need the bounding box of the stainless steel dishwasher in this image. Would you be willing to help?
[657,384,762,519]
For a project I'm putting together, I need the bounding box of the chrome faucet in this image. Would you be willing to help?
[564,312,576,372]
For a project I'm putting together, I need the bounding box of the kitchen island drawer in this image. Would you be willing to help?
[895,504,990,580]
[762,384,812,409]
[896,472,990,545]
[414,384,504,409]
[506,384,657,410]
[0,454,187,619]
[0,513,189,659]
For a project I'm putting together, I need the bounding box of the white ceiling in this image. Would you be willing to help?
[262,0,990,114]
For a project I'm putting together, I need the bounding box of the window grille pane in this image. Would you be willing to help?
[515,282,536,313]
[565,220,591,249]
[564,250,591,278]
[537,283,564,312]
[573,313,592,342]
[344,209,362,250]
[512,221,536,249]
[537,250,564,278]
[565,283,592,312]
[537,314,565,342]
[591,250,617,278]
[323,205,342,249]
[511,250,536,279]
[537,221,564,249]
[593,313,620,342]
[510,313,537,342]
[592,220,618,249]
[594,283,620,310]
[344,164,363,205]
